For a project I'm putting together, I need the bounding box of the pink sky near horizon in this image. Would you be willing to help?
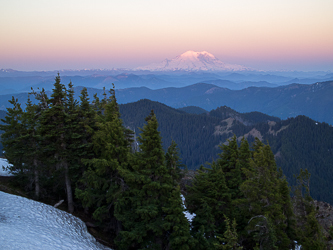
[1,0,332,71]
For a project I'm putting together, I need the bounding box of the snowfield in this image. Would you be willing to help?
[0,191,110,250]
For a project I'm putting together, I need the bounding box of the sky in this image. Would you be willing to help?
[0,0,332,71]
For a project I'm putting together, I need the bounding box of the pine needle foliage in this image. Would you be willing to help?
[76,86,129,235]
[115,110,194,250]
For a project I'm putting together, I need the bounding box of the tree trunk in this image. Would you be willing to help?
[63,160,74,213]
[34,158,40,200]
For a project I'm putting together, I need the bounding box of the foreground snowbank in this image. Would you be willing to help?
[0,191,110,250]
[0,158,13,176]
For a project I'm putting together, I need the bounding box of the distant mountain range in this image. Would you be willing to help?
[136,50,250,71]
[1,67,332,95]
[0,80,333,125]
[114,80,333,125]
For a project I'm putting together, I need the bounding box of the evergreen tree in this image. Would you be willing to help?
[240,140,295,249]
[75,87,97,177]
[215,215,243,250]
[165,140,185,184]
[38,74,75,212]
[0,95,45,199]
[186,162,231,249]
[0,97,26,176]
[218,135,242,199]
[20,96,43,199]
[293,169,326,250]
[217,136,252,245]
[238,137,251,181]
[115,110,194,250]
[63,81,88,189]
[76,87,129,237]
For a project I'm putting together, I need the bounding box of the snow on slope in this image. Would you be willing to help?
[0,158,13,176]
[136,51,250,71]
[0,191,111,250]
[181,195,195,223]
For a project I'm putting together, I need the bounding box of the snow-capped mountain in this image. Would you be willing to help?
[136,51,250,72]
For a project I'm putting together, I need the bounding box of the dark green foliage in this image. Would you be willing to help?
[293,169,326,250]
[119,99,235,169]
[186,162,231,249]
[37,74,77,212]
[240,142,296,249]
[0,95,45,200]
[119,100,333,204]
[270,116,333,204]
[0,97,26,175]
[75,86,129,236]
[20,96,43,199]
[215,216,243,250]
[115,110,194,250]
[217,136,252,245]
[218,135,243,199]
[186,138,299,249]
[1,76,331,248]
[165,140,186,183]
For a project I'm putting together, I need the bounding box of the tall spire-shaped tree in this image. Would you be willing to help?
[38,74,75,212]
[21,96,43,199]
[165,140,185,184]
[115,110,194,250]
[76,86,130,237]
[240,141,296,249]
[0,97,25,176]
[293,169,326,249]
[186,161,231,249]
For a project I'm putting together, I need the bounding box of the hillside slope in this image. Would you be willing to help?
[119,100,333,204]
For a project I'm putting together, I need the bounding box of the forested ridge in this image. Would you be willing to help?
[0,76,332,249]
[119,99,333,204]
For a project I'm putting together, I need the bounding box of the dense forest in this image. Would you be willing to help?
[0,75,332,249]
[119,100,333,205]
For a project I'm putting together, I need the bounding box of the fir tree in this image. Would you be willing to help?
[1,95,45,199]
[293,169,326,250]
[76,87,129,236]
[0,97,26,176]
[38,74,75,212]
[165,140,185,184]
[215,215,243,250]
[240,140,295,249]
[21,96,43,199]
[63,81,89,189]
[186,162,231,249]
[115,110,194,250]
[75,87,97,177]
[217,136,251,245]
[218,135,242,199]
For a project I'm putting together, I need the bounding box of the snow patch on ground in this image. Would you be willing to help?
[0,158,13,176]
[181,194,196,223]
[0,191,111,250]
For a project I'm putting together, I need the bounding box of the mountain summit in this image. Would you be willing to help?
[136,51,250,71]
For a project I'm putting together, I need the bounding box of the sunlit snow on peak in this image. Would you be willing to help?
[136,51,250,72]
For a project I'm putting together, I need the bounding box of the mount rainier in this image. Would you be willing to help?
[136,51,250,71]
